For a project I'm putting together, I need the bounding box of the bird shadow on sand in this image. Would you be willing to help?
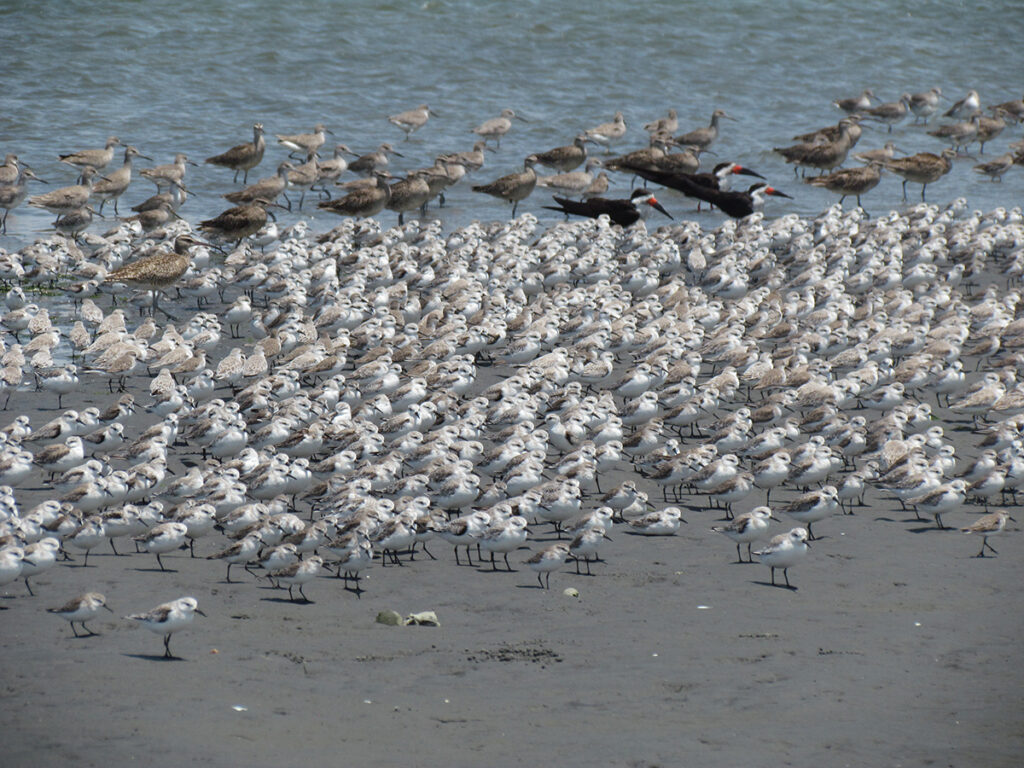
[260,595,314,605]
[123,653,187,662]
[905,525,949,534]
[133,566,178,573]
[751,580,798,591]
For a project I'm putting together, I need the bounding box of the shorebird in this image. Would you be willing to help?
[199,199,273,244]
[712,506,773,563]
[944,89,981,119]
[386,171,431,225]
[927,113,982,152]
[544,187,672,227]
[909,87,943,122]
[140,153,197,190]
[990,94,1024,123]
[832,89,874,114]
[276,123,332,155]
[28,166,98,217]
[524,542,570,588]
[865,93,911,132]
[534,135,589,172]
[775,118,858,175]
[644,108,679,137]
[318,171,392,218]
[91,145,151,214]
[535,158,603,196]
[348,143,403,176]
[0,153,21,185]
[102,233,209,319]
[471,155,539,217]
[973,153,1016,182]
[975,109,1008,153]
[675,108,734,151]
[906,478,968,529]
[472,109,527,148]
[961,510,1014,557]
[58,136,121,170]
[47,592,113,637]
[205,123,266,183]
[224,161,294,207]
[314,144,357,189]
[883,149,956,201]
[0,168,45,234]
[438,141,488,172]
[388,104,436,139]
[124,596,205,658]
[753,527,810,588]
[853,141,898,164]
[806,162,882,208]
[584,111,627,152]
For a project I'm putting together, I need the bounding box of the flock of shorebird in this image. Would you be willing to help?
[0,88,1021,658]
[2,87,1022,244]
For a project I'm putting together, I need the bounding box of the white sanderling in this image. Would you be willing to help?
[124,596,205,658]
[206,532,263,582]
[779,485,840,540]
[478,515,529,571]
[906,478,968,529]
[712,506,774,563]
[525,542,571,589]
[961,510,1015,558]
[627,506,685,536]
[753,527,811,589]
[267,555,325,602]
[48,592,113,637]
[19,536,60,594]
[133,521,188,571]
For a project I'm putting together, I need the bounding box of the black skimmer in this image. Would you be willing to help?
[644,176,790,219]
[543,188,672,227]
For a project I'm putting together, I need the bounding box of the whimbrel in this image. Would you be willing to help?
[318,172,392,218]
[103,233,208,319]
[205,123,266,184]
[388,104,436,140]
[471,155,538,217]
[806,162,882,208]
[199,199,273,244]
[59,136,121,170]
[473,109,527,148]
[386,172,431,225]
[883,148,956,201]
[92,145,151,214]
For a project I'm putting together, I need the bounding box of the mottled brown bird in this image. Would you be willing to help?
[198,199,271,244]
[103,233,207,319]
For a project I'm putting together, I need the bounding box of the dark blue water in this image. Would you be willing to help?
[2,0,1021,248]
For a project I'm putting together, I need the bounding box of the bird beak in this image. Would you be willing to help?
[766,186,793,199]
[734,165,765,179]
[723,113,738,121]
[648,197,673,219]
[326,127,336,136]
[195,608,207,617]
[138,153,154,161]
[188,160,200,167]
[103,604,114,612]
[391,149,405,158]
[514,113,530,123]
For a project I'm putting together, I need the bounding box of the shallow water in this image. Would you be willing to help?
[1,0,1022,247]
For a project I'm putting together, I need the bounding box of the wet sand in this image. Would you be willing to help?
[2,214,1023,767]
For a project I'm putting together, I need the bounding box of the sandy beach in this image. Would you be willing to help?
[2,208,1023,768]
